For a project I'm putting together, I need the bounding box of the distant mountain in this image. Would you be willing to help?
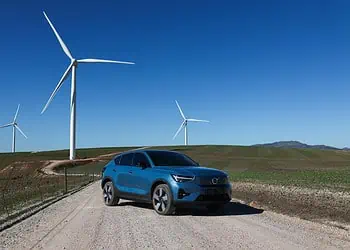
[253,141,341,150]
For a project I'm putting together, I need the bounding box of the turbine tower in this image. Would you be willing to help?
[41,11,135,160]
[0,104,28,153]
[172,100,209,145]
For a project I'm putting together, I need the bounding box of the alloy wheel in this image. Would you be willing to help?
[103,183,113,204]
[153,187,168,212]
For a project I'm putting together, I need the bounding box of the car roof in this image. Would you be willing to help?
[115,149,179,157]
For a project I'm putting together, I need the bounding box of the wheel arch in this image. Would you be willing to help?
[150,179,169,199]
[101,176,113,189]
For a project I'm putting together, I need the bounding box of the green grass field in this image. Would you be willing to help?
[57,162,107,174]
[47,145,350,192]
[2,145,350,192]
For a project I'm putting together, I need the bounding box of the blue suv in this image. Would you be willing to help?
[101,149,232,215]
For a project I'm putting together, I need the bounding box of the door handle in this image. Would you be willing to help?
[128,170,133,174]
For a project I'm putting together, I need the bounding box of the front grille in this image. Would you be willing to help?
[196,176,228,185]
[195,194,230,202]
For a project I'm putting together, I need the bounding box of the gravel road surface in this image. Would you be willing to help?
[1,182,349,250]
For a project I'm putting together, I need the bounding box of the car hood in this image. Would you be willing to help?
[155,166,227,177]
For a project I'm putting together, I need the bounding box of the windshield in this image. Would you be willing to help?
[146,151,198,167]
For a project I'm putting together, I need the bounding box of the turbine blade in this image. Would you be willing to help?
[13,104,20,123]
[175,100,185,119]
[43,11,73,59]
[0,123,13,129]
[173,121,185,140]
[77,58,135,64]
[41,62,73,114]
[15,125,28,139]
[187,119,210,123]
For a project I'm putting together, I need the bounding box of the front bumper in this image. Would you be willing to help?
[170,179,232,206]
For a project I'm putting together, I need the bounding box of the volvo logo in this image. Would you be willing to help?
[211,177,219,184]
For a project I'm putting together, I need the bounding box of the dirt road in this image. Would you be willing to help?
[1,182,349,250]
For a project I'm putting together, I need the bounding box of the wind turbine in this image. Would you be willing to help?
[172,100,209,145]
[0,104,28,153]
[41,11,135,160]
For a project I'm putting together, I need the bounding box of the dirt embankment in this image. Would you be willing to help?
[41,151,121,175]
[40,148,153,176]
[232,182,350,228]
[41,159,95,175]
[41,147,152,175]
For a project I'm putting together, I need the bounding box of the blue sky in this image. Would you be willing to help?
[0,0,350,152]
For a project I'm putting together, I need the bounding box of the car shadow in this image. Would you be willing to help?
[117,201,264,216]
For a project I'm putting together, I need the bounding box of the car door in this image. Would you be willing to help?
[130,152,153,199]
[115,152,134,196]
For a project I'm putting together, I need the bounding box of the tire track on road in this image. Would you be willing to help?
[29,189,95,249]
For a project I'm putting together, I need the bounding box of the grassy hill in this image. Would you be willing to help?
[3,145,350,170]
[1,145,350,191]
[157,145,350,190]
[253,140,340,150]
[0,146,136,171]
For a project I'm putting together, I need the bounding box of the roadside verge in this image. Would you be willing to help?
[0,181,97,232]
[231,181,350,230]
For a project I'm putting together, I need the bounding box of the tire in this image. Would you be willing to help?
[103,181,119,206]
[206,204,224,213]
[152,184,175,215]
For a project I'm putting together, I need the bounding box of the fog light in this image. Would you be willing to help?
[178,188,190,199]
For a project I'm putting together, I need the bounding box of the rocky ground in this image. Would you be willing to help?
[231,182,350,229]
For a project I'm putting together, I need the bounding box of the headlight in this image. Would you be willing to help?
[224,175,229,184]
[171,174,195,183]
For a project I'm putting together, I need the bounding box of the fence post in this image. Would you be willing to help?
[39,175,43,201]
[57,176,60,194]
[24,166,30,203]
[64,167,68,194]
[1,187,9,217]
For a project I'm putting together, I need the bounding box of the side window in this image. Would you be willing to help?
[119,153,134,166]
[133,153,151,168]
[114,155,122,165]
